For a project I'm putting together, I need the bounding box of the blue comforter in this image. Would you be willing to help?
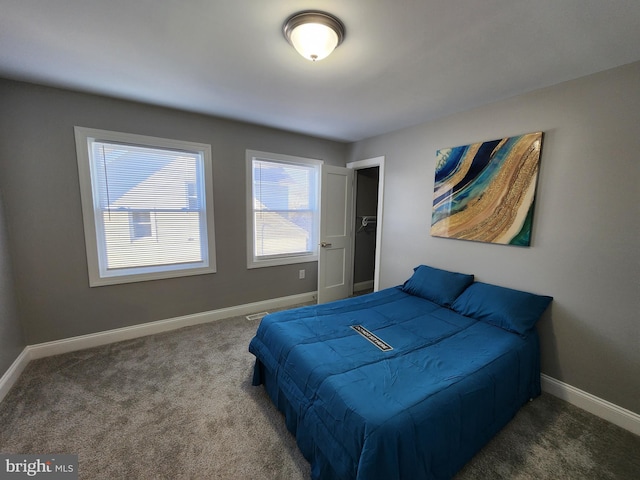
[249,287,540,479]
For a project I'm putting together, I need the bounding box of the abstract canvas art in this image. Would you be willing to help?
[431,132,543,246]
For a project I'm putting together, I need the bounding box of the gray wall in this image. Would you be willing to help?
[0,187,25,374]
[0,79,347,345]
[1,64,638,414]
[348,62,640,414]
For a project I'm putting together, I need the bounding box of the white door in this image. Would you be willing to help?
[317,165,354,304]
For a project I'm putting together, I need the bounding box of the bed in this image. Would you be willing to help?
[249,265,552,479]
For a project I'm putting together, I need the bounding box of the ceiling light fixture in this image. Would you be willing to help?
[283,11,345,62]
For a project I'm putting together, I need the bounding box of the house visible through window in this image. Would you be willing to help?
[246,150,322,268]
[75,127,216,286]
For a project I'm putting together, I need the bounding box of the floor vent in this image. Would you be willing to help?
[246,312,269,321]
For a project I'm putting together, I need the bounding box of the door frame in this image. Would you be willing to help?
[347,156,385,292]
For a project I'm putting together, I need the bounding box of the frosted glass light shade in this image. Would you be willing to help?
[290,23,339,61]
[283,11,345,62]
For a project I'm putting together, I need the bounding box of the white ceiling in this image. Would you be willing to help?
[1,0,640,142]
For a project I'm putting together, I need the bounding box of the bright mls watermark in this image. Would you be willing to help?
[0,455,77,479]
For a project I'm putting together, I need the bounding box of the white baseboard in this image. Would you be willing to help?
[354,280,374,292]
[27,291,316,360]
[541,373,640,436]
[0,349,31,404]
[2,299,638,439]
[0,291,316,403]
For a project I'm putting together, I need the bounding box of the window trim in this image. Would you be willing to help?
[75,126,216,286]
[246,150,322,269]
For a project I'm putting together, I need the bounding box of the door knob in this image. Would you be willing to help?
[320,242,332,248]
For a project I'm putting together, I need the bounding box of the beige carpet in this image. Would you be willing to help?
[1,308,638,479]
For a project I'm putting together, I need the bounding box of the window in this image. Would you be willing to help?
[75,127,216,286]
[246,150,322,268]
[130,211,153,240]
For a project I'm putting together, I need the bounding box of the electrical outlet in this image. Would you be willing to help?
[299,269,305,279]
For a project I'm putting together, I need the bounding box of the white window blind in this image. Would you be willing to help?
[246,151,321,268]
[75,127,216,286]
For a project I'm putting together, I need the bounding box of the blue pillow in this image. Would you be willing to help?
[401,265,474,307]
[451,282,552,335]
